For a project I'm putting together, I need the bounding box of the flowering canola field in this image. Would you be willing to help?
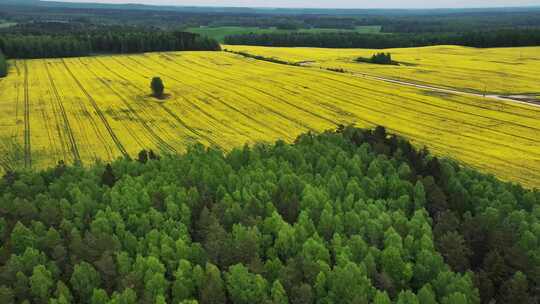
[226,45,540,96]
[0,50,539,187]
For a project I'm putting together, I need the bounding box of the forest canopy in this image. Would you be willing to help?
[224,29,540,48]
[0,31,221,59]
[0,126,538,304]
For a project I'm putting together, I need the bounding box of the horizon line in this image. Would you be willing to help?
[39,1,540,10]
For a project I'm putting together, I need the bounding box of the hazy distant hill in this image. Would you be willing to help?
[3,0,540,16]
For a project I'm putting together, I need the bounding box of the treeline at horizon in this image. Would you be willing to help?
[0,51,6,77]
[0,125,538,304]
[3,0,540,34]
[0,31,221,59]
[224,29,540,49]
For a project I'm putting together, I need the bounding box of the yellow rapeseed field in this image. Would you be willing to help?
[0,50,538,187]
[225,45,540,96]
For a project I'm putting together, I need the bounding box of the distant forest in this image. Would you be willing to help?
[224,29,540,48]
[2,1,540,50]
[0,28,221,59]
[0,2,539,55]
[0,51,7,77]
[2,1,540,32]
[0,126,538,303]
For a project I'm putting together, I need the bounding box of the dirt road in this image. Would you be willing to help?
[350,71,540,108]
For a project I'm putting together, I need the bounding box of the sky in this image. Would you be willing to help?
[46,0,540,9]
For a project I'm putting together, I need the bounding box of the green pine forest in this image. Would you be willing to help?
[0,126,538,304]
[0,50,7,77]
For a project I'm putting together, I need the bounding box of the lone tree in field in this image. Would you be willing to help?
[151,77,165,98]
[371,52,393,65]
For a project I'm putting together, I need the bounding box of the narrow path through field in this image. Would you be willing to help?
[345,71,540,109]
[23,61,31,168]
[230,51,540,108]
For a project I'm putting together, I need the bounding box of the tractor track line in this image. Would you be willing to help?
[255,61,540,145]
[106,56,252,139]
[166,54,340,127]
[311,70,540,136]
[158,103,220,147]
[123,55,280,137]
[115,56,259,138]
[38,89,60,164]
[125,55,288,139]
[221,55,540,135]
[154,54,540,160]
[63,59,129,159]
[86,57,147,149]
[44,61,82,165]
[41,62,70,163]
[95,56,186,148]
[89,59,178,153]
[148,55,315,132]
[87,56,153,149]
[232,54,540,133]
[92,56,221,147]
[60,58,114,161]
[293,72,540,144]
[305,73,540,148]
[14,60,20,75]
[93,74,177,154]
[230,51,540,114]
[23,61,31,168]
[301,77,540,158]
[12,60,21,139]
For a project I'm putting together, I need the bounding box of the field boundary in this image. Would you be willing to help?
[354,72,540,109]
[228,50,540,109]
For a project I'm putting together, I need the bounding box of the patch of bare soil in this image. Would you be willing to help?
[504,95,540,106]
[297,61,315,66]
[149,93,172,101]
